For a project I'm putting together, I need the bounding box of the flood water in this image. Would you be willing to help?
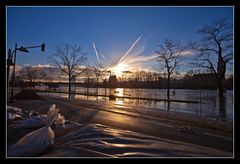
[38,86,233,122]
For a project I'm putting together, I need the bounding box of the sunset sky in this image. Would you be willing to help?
[7,6,233,75]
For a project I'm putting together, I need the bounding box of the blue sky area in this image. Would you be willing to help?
[7,6,233,73]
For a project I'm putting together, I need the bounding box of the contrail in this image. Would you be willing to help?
[117,35,142,65]
[100,53,106,61]
[92,42,99,63]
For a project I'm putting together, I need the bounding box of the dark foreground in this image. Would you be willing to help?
[7,95,233,157]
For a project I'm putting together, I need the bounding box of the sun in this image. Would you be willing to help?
[112,63,128,77]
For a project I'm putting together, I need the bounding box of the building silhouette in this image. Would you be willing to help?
[108,75,117,88]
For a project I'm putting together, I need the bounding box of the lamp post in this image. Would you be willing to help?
[9,44,29,103]
[59,75,61,96]
[8,43,45,103]
[197,69,202,111]
[7,49,14,99]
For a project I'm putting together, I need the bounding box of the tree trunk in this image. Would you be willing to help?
[96,78,99,100]
[218,91,226,120]
[217,53,226,105]
[30,78,33,89]
[87,77,89,95]
[167,74,170,101]
[68,75,71,99]
[218,79,224,103]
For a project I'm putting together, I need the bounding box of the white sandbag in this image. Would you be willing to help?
[7,113,22,122]
[7,127,54,156]
[54,113,66,126]
[46,104,59,127]
[8,104,59,157]
[7,105,22,113]
[15,115,47,128]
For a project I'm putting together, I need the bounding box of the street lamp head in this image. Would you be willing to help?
[18,46,29,53]
[41,43,45,52]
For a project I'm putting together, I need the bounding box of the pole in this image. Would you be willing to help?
[10,44,17,103]
[59,76,61,96]
[7,49,12,102]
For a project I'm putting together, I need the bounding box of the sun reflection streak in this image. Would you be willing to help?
[115,99,124,106]
[114,88,124,97]
[111,88,125,105]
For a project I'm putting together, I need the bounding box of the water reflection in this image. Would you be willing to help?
[111,88,124,97]
[217,95,226,121]
[115,98,124,106]
[110,88,125,105]
[39,88,233,121]
[70,93,75,99]
[163,101,169,110]
[167,101,170,111]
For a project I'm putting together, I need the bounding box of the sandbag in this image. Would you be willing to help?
[7,105,22,113]
[15,115,47,129]
[8,104,59,157]
[7,113,22,122]
[54,113,66,126]
[7,127,54,156]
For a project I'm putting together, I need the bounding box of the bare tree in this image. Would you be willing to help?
[184,70,194,80]
[82,66,93,94]
[49,43,87,98]
[92,62,105,97]
[155,38,182,100]
[92,63,105,86]
[139,70,147,82]
[19,66,47,86]
[189,18,233,100]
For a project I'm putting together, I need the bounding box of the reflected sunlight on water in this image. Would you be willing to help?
[38,88,233,121]
[113,88,124,97]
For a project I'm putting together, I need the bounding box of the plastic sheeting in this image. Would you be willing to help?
[14,115,47,129]
[7,104,59,157]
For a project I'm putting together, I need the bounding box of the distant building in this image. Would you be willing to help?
[192,73,217,88]
[109,75,117,87]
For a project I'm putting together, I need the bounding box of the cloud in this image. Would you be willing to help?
[14,65,23,72]
[33,64,54,68]
[24,64,31,67]
[125,54,158,65]
[180,51,195,57]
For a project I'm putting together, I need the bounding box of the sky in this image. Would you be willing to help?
[6,6,233,75]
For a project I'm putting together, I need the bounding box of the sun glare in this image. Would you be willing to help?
[112,63,128,77]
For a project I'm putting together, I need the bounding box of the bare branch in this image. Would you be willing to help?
[188,18,233,85]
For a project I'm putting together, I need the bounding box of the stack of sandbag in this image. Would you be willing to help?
[7,106,22,113]
[15,114,48,129]
[7,106,23,122]
[7,104,59,157]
